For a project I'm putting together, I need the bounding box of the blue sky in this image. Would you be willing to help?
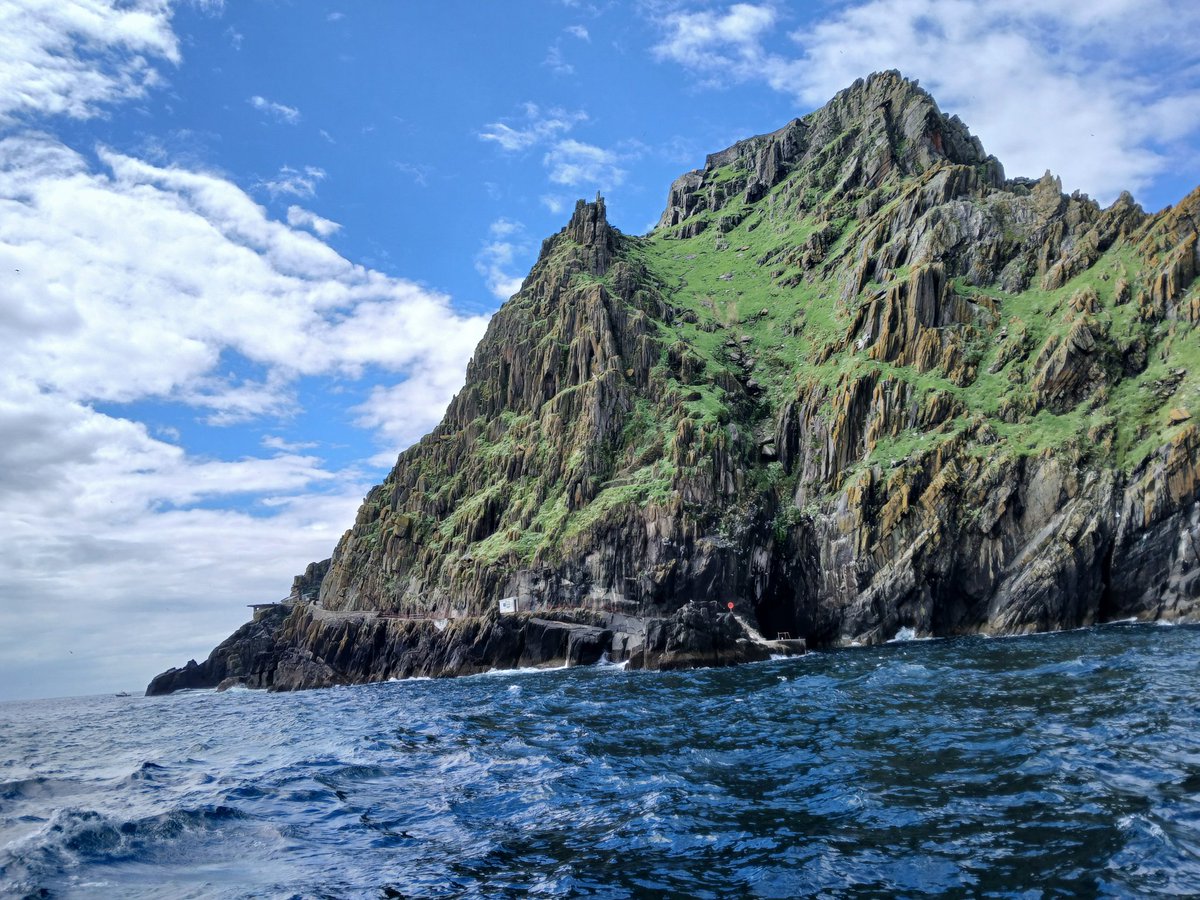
[2,0,1199,701]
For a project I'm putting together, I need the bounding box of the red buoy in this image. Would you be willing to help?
[727,602,735,610]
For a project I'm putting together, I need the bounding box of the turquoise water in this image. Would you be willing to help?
[3,623,1200,897]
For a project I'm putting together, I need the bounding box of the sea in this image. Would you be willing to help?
[3,623,1200,898]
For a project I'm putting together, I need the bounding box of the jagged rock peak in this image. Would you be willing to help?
[568,192,609,244]
[552,193,617,276]
[658,69,1004,233]
[817,70,995,172]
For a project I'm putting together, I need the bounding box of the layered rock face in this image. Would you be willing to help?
[149,71,1200,695]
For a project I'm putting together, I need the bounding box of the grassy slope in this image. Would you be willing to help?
[636,179,1200,476]
[453,148,1200,572]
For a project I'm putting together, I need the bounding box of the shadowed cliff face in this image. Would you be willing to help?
[151,71,1200,694]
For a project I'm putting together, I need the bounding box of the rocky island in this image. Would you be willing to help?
[148,71,1200,695]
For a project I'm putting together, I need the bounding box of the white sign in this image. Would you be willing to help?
[498,596,517,614]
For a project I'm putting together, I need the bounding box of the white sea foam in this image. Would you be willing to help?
[475,662,571,679]
[595,657,630,671]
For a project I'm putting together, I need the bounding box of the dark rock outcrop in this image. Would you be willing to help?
[629,602,770,671]
[147,605,295,695]
[146,601,781,695]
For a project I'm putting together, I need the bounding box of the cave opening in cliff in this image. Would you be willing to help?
[753,574,802,641]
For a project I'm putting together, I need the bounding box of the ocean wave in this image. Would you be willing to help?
[1,804,259,896]
[4,624,1200,897]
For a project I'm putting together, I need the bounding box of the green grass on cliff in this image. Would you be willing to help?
[632,174,1196,491]
[634,208,851,397]
[450,161,1196,572]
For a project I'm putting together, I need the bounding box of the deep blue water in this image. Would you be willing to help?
[4,624,1200,898]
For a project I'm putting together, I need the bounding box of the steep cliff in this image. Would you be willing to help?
[149,71,1200,694]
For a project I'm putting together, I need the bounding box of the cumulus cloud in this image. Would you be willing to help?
[474,217,530,300]
[353,340,485,449]
[566,24,590,40]
[287,204,342,237]
[479,103,588,152]
[543,138,626,188]
[0,385,371,698]
[652,2,775,71]
[0,0,179,125]
[248,94,301,124]
[649,0,1200,204]
[0,134,490,697]
[180,370,297,426]
[0,133,491,425]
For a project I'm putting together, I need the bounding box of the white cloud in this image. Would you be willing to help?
[649,0,1200,204]
[353,339,487,448]
[480,103,630,195]
[544,44,575,76]
[479,103,588,152]
[0,0,180,125]
[543,138,626,188]
[652,2,775,70]
[262,435,318,451]
[248,94,301,124]
[287,204,342,237]
[260,163,326,198]
[181,371,297,426]
[474,218,530,300]
[543,23,594,74]
[0,388,371,698]
[0,134,493,696]
[488,218,522,238]
[0,133,490,418]
[540,194,568,214]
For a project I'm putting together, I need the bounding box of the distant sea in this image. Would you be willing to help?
[3,623,1200,898]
